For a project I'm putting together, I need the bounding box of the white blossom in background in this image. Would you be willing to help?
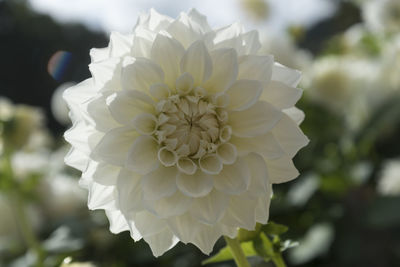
[379,35,400,91]
[363,0,400,35]
[63,9,308,256]
[377,159,400,196]
[305,56,378,129]
[51,82,76,125]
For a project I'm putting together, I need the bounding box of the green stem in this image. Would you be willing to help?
[224,236,251,267]
[5,153,45,267]
[272,253,287,267]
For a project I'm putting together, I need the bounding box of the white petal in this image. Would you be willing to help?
[266,156,299,184]
[176,72,194,95]
[122,57,164,92]
[87,182,116,210]
[117,168,143,213]
[142,166,178,201]
[107,90,155,125]
[65,147,88,172]
[213,22,244,44]
[272,63,302,87]
[90,47,109,63]
[149,83,170,100]
[126,135,160,175]
[134,211,167,237]
[132,113,158,135]
[229,101,283,138]
[188,9,212,32]
[105,209,129,234]
[219,125,232,143]
[283,107,305,125]
[92,127,139,166]
[261,81,303,109]
[238,55,274,82]
[143,227,179,257]
[83,161,120,186]
[109,31,133,58]
[272,114,309,157]
[132,36,152,58]
[241,30,261,55]
[213,157,250,195]
[255,193,272,224]
[180,40,212,86]
[89,57,121,89]
[204,48,238,93]
[157,147,177,167]
[144,191,192,218]
[226,80,263,111]
[176,170,214,197]
[199,154,222,175]
[177,157,197,175]
[151,34,185,88]
[220,195,258,230]
[87,95,120,132]
[230,132,285,159]
[216,143,237,165]
[190,189,229,224]
[166,12,205,48]
[244,153,269,196]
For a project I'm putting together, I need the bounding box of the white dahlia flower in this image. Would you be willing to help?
[63,9,308,256]
[377,159,400,196]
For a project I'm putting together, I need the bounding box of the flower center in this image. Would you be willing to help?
[153,91,231,174]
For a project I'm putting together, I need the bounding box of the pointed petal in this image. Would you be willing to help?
[151,34,185,88]
[244,153,269,196]
[144,191,192,218]
[272,114,309,157]
[220,195,258,230]
[283,107,305,125]
[105,209,130,234]
[176,170,213,197]
[117,168,143,213]
[87,182,116,210]
[272,63,302,87]
[180,40,212,86]
[213,157,250,195]
[122,57,164,92]
[261,81,303,109]
[83,161,120,186]
[204,48,238,93]
[238,55,274,82]
[143,227,179,257]
[226,80,263,111]
[229,101,283,137]
[142,166,178,201]
[190,189,229,224]
[266,156,299,184]
[126,135,160,175]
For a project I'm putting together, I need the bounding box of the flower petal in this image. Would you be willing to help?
[105,209,130,234]
[230,132,285,159]
[204,48,238,93]
[213,157,250,195]
[283,107,305,125]
[216,143,237,165]
[83,161,120,186]
[132,113,158,135]
[122,57,164,92]
[180,40,213,86]
[255,193,272,224]
[229,101,283,138]
[117,168,143,213]
[126,135,160,175]
[272,114,309,157]
[199,154,223,175]
[266,156,299,184]
[144,191,192,218]
[107,90,155,125]
[143,227,179,257]
[151,34,185,88]
[244,153,269,196]
[176,72,194,95]
[220,194,258,230]
[226,79,263,111]
[261,81,303,109]
[238,55,274,82]
[272,62,302,87]
[142,166,178,201]
[134,211,167,237]
[190,189,229,224]
[109,31,133,58]
[92,126,139,166]
[87,182,116,210]
[176,170,214,197]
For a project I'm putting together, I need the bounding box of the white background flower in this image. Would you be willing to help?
[64,9,308,256]
[378,159,400,196]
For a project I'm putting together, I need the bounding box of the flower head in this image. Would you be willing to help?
[64,9,308,256]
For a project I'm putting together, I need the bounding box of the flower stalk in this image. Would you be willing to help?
[224,236,251,267]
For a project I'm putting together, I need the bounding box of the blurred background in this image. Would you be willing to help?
[0,0,400,266]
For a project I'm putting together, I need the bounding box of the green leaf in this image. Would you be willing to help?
[237,223,262,242]
[262,222,288,236]
[202,241,257,265]
[253,233,274,260]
